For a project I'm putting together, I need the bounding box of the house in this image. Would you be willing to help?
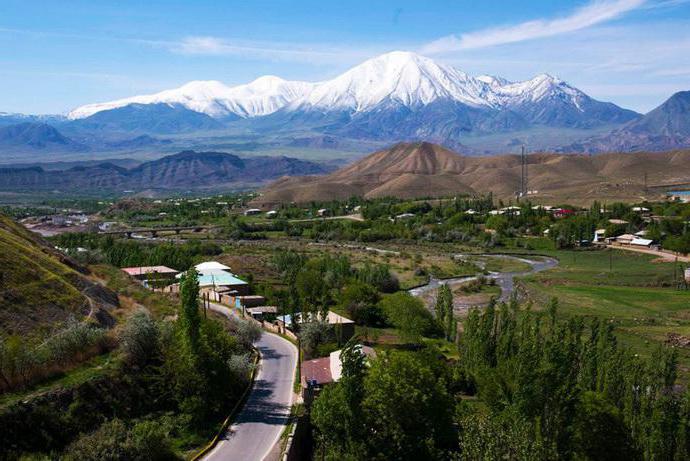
[632,207,650,213]
[630,238,654,248]
[266,210,278,218]
[614,234,637,245]
[293,311,356,342]
[593,229,606,243]
[121,266,179,287]
[553,209,574,218]
[317,208,329,217]
[301,345,377,403]
[247,305,278,320]
[395,213,415,220]
[608,218,629,225]
[179,261,250,296]
[244,208,262,216]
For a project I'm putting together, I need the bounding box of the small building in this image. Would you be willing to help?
[121,266,179,286]
[317,208,329,217]
[630,238,654,248]
[195,261,232,272]
[266,210,278,218]
[247,305,279,320]
[395,213,415,220]
[685,268,690,283]
[614,234,636,245]
[244,208,262,216]
[609,219,629,225]
[301,345,376,403]
[236,295,267,308]
[51,215,67,226]
[180,261,250,296]
[593,229,606,243]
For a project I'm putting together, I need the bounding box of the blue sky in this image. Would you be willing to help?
[1,0,689,114]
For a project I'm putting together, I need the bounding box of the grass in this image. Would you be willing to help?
[520,247,690,367]
[0,352,116,408]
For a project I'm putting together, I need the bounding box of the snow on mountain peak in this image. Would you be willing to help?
[68,51,596,120]
[296,50,494,112]
[68,76,313,120]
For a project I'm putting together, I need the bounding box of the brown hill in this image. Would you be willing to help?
[253,142,690,205]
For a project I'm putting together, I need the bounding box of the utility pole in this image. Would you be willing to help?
[520,145,526,198]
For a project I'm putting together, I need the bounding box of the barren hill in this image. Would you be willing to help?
[254,142,690,205]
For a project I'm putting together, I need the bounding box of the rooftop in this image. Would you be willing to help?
[121,265,178,276]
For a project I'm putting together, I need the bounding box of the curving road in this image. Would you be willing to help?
[205,303,298,461]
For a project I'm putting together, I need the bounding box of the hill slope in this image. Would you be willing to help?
[0,150,330,193]
[565,91,690,153]
[0,214,118,335]
[254,142,690,204]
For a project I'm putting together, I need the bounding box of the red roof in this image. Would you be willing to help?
[301,357,333,388]
[121,266,178,276]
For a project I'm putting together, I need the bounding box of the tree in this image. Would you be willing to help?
[179,268,201,355]
[435,284,455,341]
[312,340,368,460]
[379,292,438,343]
[361,352,455,460]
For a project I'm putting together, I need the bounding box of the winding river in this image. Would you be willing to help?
[409,253,559,311]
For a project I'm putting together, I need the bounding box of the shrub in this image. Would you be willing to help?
[119,309,159,367]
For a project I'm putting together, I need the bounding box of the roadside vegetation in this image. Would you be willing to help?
[0,270,259,460]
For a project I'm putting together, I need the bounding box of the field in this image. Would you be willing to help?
[521,248,690,367]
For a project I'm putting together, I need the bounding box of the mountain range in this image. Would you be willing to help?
[67,52,639,139]
[1,51,688,156]
[253,142,690,205]
[0,150,330,194]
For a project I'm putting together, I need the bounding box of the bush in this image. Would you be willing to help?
[227,316,262,348]
[119,309,159,367]
[299,321,334,358]
[65,419,176,461]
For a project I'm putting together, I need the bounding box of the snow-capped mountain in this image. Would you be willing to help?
[69,76,314,120]
[66,51,639,144]
[288,51,498,112]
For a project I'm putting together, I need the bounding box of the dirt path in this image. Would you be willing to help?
[606,244,690,263]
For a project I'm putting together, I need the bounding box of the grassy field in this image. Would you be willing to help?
[521,248,690,367]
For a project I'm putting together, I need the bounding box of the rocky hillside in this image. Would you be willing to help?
[0,150,330,193]
[0,214,118,335]
[254,142,690,204]
[564,91,690,153]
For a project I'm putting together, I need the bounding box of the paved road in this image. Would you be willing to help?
[205,303,298,461]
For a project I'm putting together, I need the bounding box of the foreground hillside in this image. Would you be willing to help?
[254,142,690,205]
[0,213,117,334]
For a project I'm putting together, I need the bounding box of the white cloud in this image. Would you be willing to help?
[170,36,371,64]
[420,0,646,54]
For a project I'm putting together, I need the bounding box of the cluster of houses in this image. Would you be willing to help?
[121,259,362,401]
